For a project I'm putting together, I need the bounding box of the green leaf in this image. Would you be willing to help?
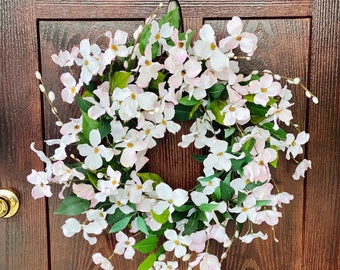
[81,110,100,140]
[224,127,235,139]
[110,71,131,93]
[245,180,267,191]
[174,204,193,212]
[237,191,247,206]
[198,171,223,182]
[75,95,92,112]
[255,200,272,207]
[139,25,151,54]
[174,103,192,121]
[150,72,166,90]
[99,117,111,139]
[269,146,279,168]
[137,216,149,236]
[151,209,169,224]
[109,216,132,233]
[199,203,218,212]
[87,172,98,188]
[246,102,269,117]
[137,172,163,185]
[210,99,227,125]
[262,122,287,141]
[231,156,252,172]
[159,7,180,28]
[182,212,199,235]
[208,83,225,98]
[250,115,267,125]
[133,235,159,254]
[54,194,90,215]
[242,138,256,155]
[220,181,235,201]
[107,209,126,224]
[179,96,200,106]
[151,42,159,59]
[137,253,157,270]
[189,100,203,119]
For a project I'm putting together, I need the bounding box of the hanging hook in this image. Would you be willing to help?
[167,0,184,32]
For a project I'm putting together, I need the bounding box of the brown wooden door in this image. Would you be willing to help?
[1,0,338,269]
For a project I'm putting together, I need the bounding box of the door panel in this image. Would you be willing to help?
[1,0,338,269]
[0,0,49,269]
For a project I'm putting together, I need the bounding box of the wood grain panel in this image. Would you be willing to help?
[34,0,312,19]
[0,0,49,269]
[304,0,340,269]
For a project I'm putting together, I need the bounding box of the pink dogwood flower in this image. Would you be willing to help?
[249,74,281,106]
[219,16,258,56]
[114,231,136,260]
[193,24,229,71]
[60,72,83,103]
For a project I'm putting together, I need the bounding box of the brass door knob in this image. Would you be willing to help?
[0,189,19,218]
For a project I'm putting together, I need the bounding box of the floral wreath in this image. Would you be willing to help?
[28,3,318,270]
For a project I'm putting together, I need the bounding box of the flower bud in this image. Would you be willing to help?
[39,84,46,92]
[157,254,166,261]
[35,71,42,80]
[305,90,312,98]
[51,107,58,115]
[182,254,191,262]
[293,77,301,84]
[55,121,63,126]
[273,74,281,80]
[48,91,55,102]
[312,96,319,104]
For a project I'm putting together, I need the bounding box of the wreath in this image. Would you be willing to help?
[28,3,317,270]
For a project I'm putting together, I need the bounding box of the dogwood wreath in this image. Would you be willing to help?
[28,3,318,270]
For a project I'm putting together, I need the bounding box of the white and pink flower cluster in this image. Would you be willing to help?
[28,8,315,270]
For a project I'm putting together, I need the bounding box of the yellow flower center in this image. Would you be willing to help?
[84,60,89,66]
[145,60,152,66]
[236,36,242,41]
[155,33,161,40]
[217,152,224,157]
[131,92,137,100]
[229,106,235,112]
[111,44,118,51]
[112,179,118,185]
[70,86,76,94]
[210,42,217,50]
[127,142,134,148]
[242,207,248,212]
[94,147,100,154]
[173,239,181,246]
[261,87,267,93]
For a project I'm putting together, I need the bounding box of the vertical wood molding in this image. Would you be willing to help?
[304,0,340,269]
[0,0,49,269]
